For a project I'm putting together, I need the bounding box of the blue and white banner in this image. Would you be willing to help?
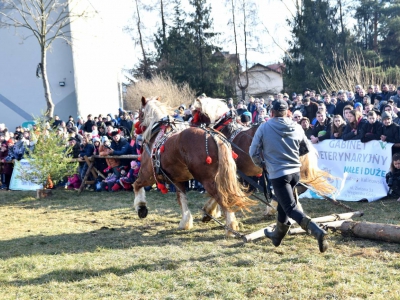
[311,140,392,202]
[9,159,43,191]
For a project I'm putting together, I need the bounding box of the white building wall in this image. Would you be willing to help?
[69,1,124,119]
[0,0,125,130]
[0,25,76,129]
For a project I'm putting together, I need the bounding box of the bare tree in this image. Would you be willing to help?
[0,0,89,117]
[230,0,249,101]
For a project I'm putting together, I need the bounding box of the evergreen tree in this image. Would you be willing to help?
[153,0,235,97]
[283,0,342,93]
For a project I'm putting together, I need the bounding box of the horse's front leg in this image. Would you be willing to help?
[176,183,193,230]
[133,182,148,219]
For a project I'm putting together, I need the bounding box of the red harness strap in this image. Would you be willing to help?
[215,118,233,131]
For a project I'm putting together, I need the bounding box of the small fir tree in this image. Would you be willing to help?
[18,117,78,188]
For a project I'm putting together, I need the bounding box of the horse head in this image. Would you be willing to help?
[192,97,230,125]
[138,96,170,141]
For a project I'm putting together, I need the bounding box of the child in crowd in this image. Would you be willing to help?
[119,160,141,190]
[361,111,382,143]
[330,115,346,139]
[342,109,367,140]
[386,153,400,201]
[0,141,13,190]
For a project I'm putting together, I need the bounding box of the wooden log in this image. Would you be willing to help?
[340,221,400,243]
[312,211,363,223]
[288,220,351,235]
[242,211,363,243]
[242,227,273,243]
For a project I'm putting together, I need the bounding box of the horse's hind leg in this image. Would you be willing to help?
[202,198,222,222]
[202,180,238,237]
[175,183,193,230]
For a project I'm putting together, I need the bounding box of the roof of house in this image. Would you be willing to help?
[246,63,285,75]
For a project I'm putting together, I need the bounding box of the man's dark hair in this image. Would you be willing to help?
[272,109,287,117]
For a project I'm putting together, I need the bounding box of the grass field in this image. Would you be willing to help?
[1,189,400,299]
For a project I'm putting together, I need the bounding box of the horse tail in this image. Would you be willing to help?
[214,136,257,212]
[299,149,337,196]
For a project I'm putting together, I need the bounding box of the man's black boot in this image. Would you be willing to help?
[300,217,329,253]
[264,221,290,247]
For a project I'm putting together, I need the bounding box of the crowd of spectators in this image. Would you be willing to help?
[228,84,400,147]
[0,107,203,193]
[2,84,400,193]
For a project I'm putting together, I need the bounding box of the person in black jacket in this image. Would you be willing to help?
[83,114,96,133]
[302,97,319,123]
[67,137,81,158]
[78,135,95,180]
[119,113,133,137]
[386,153,400,201]
[380,111,400,143]
[361,111,382,143]
[110,130,130,156]
[342,109,367,141]
[310,111,332,144]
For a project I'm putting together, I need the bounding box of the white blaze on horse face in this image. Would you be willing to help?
[133,187,147,210]
[178,192,193,230]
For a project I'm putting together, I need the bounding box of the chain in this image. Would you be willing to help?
[297,182,355,212]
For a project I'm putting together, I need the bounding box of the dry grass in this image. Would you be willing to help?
[124,74,196,112]
[321,52,400,92]
[1,189,400,299]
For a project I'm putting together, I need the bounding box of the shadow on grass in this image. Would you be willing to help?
[1,251,239,286]
[0,222,241,260]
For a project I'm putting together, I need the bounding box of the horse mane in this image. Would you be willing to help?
[193,97,230,124]
[142,98,171,141]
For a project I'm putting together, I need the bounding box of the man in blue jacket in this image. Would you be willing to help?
[109,130,130,156]
[249,100,328,253]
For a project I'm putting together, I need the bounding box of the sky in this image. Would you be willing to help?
[112,0,295,70]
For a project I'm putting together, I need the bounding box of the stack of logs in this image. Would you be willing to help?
[243,211,400,244]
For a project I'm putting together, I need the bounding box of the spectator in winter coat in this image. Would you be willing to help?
[119,113,133,136]
[390,87,400,108]
[99,136,121,175]
[342,110,367,141]
[361,111,382,143]
[83,114,96,133]
[324,94,336,116]
[78,135,95,180]
[380,111,400,143]
[335,91,353,116]
[0,141,13,190]
[330,115,346,139]
[310,112,332,144]
[67,137,81,158]
[299,117,313,139]
[302,97,319,123]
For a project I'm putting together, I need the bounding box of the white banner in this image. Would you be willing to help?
[9,159,43,191]
[310,140,392,202]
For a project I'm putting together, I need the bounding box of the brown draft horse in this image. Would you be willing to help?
[192,98,337,217]
[133,97,255,236]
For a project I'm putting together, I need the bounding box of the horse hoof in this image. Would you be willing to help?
[202,214,211,223]
[138,206,148,218]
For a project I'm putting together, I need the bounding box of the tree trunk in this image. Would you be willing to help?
[338,0,347,61]
[135,0,149,79]
[41,47,55,118]
[341,221,400,243]
[160,0,168,61]
[373,8,378,52]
